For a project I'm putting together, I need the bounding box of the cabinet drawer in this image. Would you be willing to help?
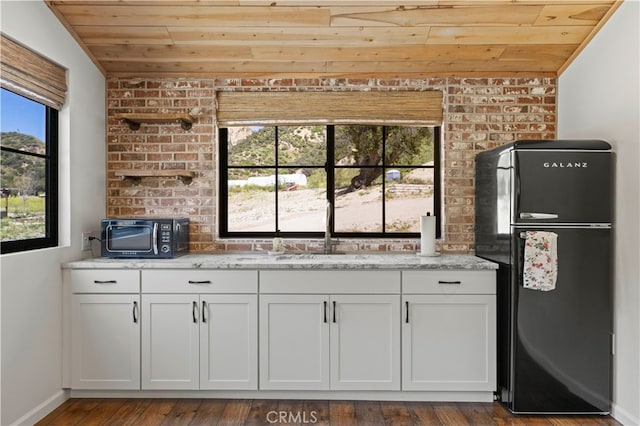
[71,269,140,293]
[260,270,400,294]
[402,270,495,294]
[142,270,257,293]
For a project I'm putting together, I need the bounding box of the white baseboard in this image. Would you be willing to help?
[69,389,494,403]
[612,403,640,426]
[10,389,69,426]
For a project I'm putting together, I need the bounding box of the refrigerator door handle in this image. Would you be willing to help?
[513,151,521,222]
[519,212,559,220]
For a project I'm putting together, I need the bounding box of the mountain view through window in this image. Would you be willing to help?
[0,88,58,252]
[220,125,439,237]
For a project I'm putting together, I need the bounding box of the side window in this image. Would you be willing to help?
[219,125,440,238]
[0,88,58,253]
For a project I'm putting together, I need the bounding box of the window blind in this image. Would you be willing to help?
[1,34,67,110]
[216,91,443,127]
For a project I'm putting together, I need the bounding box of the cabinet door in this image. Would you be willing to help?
[330,295,400,390]
[259,294,329,390]
[402,294,496,391]
[71,294,140,389]
[142,294,199,390]
[200,294,258,390]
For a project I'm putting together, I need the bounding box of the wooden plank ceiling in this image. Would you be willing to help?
[45,0,622,78]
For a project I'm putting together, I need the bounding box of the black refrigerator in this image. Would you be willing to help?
[475,140,613,414]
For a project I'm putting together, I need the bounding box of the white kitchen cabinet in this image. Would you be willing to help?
[200,294,258,390]
[141,270,258,390]
[70,270,140,390]
[65,263,497,400]
[141,294,199,389]
[330,294,400,390]
[402,271,497,392]
[259,271,401,391]
[259,294,330,390]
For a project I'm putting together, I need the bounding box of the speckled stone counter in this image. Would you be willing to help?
[63,253,497,270]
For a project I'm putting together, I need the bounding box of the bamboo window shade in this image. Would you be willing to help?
[216,91,443,127]
[1,34,67,110]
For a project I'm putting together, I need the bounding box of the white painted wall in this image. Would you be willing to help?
[0,1,106,425]
[557,2,640,425]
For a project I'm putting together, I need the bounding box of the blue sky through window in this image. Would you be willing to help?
[0,88,46,142]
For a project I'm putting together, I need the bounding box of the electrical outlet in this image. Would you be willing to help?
[81,232,92,251]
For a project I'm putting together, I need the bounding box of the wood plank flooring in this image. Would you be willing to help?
[36,399,622,426]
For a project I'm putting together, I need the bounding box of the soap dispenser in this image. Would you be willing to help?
[272,230,284,253]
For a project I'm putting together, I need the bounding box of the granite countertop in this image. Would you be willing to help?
[63,253,498,270]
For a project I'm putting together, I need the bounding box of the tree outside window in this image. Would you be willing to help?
[219,125,440,238]
[0,88,58,253]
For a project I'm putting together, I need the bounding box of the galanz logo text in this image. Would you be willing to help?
[543,162,588,168]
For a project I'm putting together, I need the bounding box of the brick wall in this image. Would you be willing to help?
[106,77,556,253]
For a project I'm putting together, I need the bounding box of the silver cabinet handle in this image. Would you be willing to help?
[93,280,117,284]
[520,212,559,220]
[438,280,462,285]
[192,301,197,323]
[188,280,212,284]
[133,301,138,323]
[202,300,207,323]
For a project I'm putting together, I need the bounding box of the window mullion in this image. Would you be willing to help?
[381,126,387,233]
[326,126,335,235]
[434,126,442,239]
[274,126,279,233]
[0,146,48,159]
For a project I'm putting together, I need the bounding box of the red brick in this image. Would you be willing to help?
[106,76,557,254]
[175,153,199,161]
[120,153,146,161]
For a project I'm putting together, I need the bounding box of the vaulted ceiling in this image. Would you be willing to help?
[45,1,621,78]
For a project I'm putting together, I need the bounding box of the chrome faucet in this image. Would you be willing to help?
[324,201,338,253]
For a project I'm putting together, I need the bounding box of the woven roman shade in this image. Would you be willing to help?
[216,91,443,127]
[1,34,67,110]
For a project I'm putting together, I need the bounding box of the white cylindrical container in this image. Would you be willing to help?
[419,213,437,256]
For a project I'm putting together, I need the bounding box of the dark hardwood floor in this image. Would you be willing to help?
[35,398,622,426]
